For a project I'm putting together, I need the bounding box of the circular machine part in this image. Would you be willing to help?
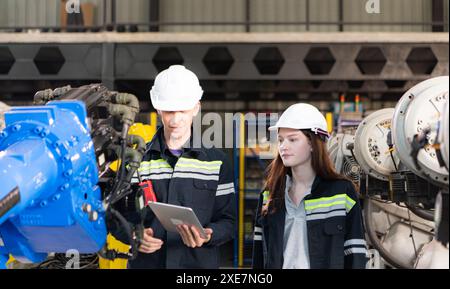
[328,132,361,182]
[392,76,449,186]
[341,134,356,157]
[328,133,355,159]
[438,98,449,171]
[354,108,400,181]
[327,133,342,162]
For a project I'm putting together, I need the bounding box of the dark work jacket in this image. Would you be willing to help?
[111,127,236,269]
[252,176,368,269]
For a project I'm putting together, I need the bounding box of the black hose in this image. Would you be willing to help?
[113,93,140,112]
[119,137,127,186]
[405,203,435,221]
[128,134,145,154]
[33,88,53,104]
[109,103,136,127]
[389,150,398,172]
[103,136,128,206]
[99,207,138,261]
[110,184,133,206]
[363,197,413,269]
[108,93,139,128]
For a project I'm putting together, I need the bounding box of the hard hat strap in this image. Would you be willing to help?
[311,127,330,139]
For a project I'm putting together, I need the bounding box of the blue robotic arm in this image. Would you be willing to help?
[0,84,143,268]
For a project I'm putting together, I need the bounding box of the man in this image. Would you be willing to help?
[114,65,236,269]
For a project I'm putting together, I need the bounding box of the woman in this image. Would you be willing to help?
[252,103,367,269]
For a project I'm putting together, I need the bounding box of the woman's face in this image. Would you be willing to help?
[277,128,312,168]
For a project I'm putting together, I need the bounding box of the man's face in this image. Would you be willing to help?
[158,102,200,141]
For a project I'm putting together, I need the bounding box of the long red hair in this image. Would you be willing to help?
[262,129,354,215]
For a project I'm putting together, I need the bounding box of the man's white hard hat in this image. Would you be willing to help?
[269,103,330,139]
[150,65,203,111]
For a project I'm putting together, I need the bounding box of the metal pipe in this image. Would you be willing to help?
[1,21,448,31]
[364,197,413,269]
[406,203,435,221]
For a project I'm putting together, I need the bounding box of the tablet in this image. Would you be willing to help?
[147,202,207,239]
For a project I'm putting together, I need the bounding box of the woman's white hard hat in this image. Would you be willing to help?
[269,103,330,138]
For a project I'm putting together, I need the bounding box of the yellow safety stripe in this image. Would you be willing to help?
[138,165,172,171]
[305,194,356,212]
[136,159,172,172]
[178,157,223,166]
[345,195,356,206]
[142,159,169,164]
[175,163,221,171]
[262,190,270,205]
[140,159,172,167]
[305,194,346,205]
[306,200,346,211]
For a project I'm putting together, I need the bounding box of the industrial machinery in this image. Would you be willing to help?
[327,129,361,185]
[329,76,449,269]
[0,84,146,269]
[352,107,436,269]
[391,76,449,269]
[327,94,364,186]
[392,76,448,187]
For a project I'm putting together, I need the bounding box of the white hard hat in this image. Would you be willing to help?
[150,65,203,111]
[269,103,330,138]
